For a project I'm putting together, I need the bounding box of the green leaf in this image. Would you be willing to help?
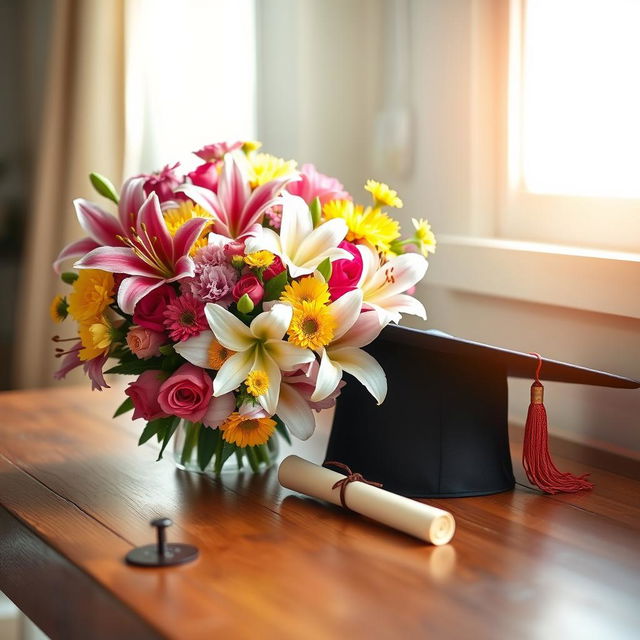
[274,415,292,445]
[61,271,78,285]
[309,197,322,227]
[263,269,288,301]
[113,396,134,418]
[197,425,219,471]
[316,257,332,281]
[90,172,119,204]
[105,358,164,375]
[215,441,236,474]
[158,344,175,356]
[138,417,165,445]
[156,417,180,461]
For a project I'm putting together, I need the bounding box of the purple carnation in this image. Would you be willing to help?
[187,263,238,306]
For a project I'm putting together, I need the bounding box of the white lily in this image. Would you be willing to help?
[358,244,428,324]
[176,303,314,416]
[245,192,351,278]
[311,289,388,405]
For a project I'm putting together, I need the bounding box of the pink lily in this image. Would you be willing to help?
[179,153,296,238]
[53,176,146,273]
[74,192,207,314]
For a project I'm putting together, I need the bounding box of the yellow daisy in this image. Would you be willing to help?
[219,412,276,447]
[207,338,235,370]
[412,218,437,256]
[365,179,403,208]
[323,200,400,254]
[248,153,297,188]
[163,201,214,254]
[78,315,113,361]
[244,250,275,268]
[49,295,68,323]
[245,370,270,397]
[67,270,114,323]
[280,276,331,308]
[287,300,336,350]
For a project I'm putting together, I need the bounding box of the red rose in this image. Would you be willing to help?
[328,241,363,300]
[157,364,213,422]
[133,284,177,332]
[125,370,168,421]
[223,240,245,258]
[232,275,264,305]
[263,255,285,281]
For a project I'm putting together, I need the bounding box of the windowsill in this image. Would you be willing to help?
[421,235,640,320]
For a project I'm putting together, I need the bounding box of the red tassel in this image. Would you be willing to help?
[522,354,594,494]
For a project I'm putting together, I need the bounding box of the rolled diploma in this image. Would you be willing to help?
[278,455,455,545]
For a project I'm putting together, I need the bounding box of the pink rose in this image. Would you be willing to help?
[125,371,168,421]
[126,326,165,359]
[328,241,363,300]
[157,364,213,422]
[188,162,219,191]
[133,284,177,332]
[263,255,285,281]
[233,275,264,305]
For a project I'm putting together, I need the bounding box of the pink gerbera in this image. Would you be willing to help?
[163,294,208,342]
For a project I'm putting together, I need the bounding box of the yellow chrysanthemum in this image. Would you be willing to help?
[248,153,297,188]
[287,300,336,350]
[207,338,235,370]
[220,412,276,447]
[245,370,270,397]
[163,202,214,254]
[49,295,68,323]
[280,276,331,308]
[244,250,275,268]
[323,200,400,253]
[67,270,114,323]
[365,180,403,208]
[78,315,113,361]
[412,218,437,256]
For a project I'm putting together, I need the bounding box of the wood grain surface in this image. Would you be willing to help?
[1,385,639,640]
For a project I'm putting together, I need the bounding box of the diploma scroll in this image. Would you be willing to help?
[278,455,455,545]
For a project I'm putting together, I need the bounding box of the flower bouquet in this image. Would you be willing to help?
[51,141,435,473]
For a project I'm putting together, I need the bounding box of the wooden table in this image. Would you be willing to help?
[1,385,639,639]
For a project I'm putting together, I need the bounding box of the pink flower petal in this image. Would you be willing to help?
[118,176,146,232]
[136,193,174,264]
[173,217,208,259]
[74,199,124,246]
[74,246,159,277]
[118,276,166,315]
[237,175,295,235]
[178,184,230,236]
[218,155,251,235]
[53,237,100,273]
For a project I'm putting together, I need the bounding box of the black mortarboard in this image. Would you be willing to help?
[324,325,639,498]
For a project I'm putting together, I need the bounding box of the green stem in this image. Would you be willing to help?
[235,449,244,469]
[213,435,225,475]
[255,444,270,466]
[246,446,260,473]
[180,421,199,466]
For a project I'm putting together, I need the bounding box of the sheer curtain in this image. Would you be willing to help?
[14,0,256,389]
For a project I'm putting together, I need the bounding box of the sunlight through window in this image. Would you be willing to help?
[519,0,640,198]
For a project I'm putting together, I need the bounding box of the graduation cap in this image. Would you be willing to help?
[325,325,639,498]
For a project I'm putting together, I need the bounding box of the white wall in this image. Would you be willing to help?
[257,0,640,457]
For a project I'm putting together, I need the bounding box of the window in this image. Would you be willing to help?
[498,0,640,252]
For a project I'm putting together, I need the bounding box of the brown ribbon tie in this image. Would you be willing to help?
[325,461,383,509]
